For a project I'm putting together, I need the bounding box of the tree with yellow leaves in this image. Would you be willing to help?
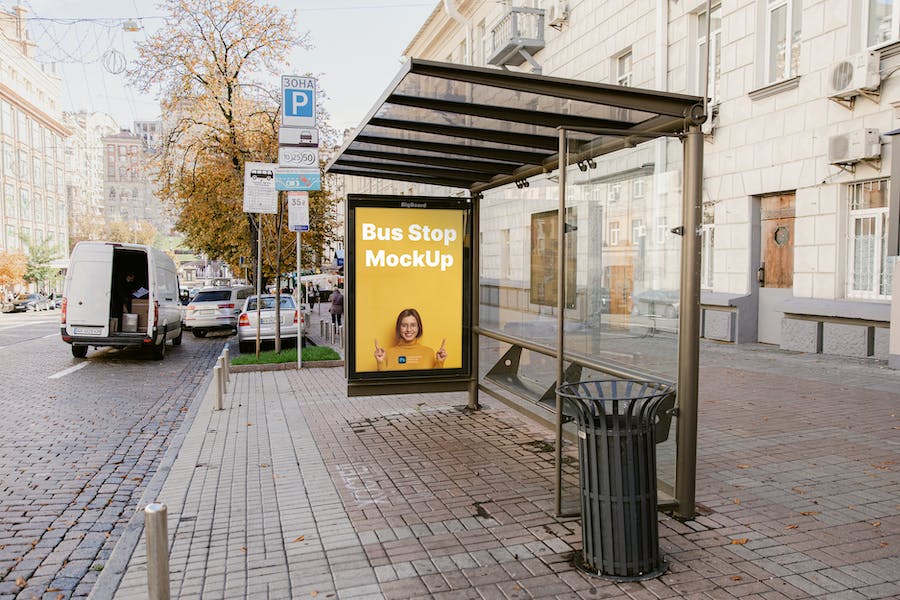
[128,0,337,283]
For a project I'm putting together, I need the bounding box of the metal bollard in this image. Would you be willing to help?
[338,325,344,348]
[213,365,223,411]
[216,356,226,394]
[222,348,230,383]
[319,319,325,338]
[145,503,170,600]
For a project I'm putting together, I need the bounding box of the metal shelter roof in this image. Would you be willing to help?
[326,59,706,193]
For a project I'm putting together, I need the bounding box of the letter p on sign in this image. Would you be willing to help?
[285,89,314,118]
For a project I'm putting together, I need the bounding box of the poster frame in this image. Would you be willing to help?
[346,194,473,396]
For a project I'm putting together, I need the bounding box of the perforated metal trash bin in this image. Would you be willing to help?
[557,379,674,581]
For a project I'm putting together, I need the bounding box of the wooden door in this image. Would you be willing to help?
[758,193,795,344]
[609,264,633,315]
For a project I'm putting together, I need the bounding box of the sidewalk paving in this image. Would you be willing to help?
[89,319,900,600]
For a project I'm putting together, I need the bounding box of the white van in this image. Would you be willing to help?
[61,241,183,359]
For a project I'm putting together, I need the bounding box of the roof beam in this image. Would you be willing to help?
[368,117,565,151]
[386,94,632,131]
[353,135,549,165]
[328,167,471,189]
[334,159,481,183]
[340,149,520,174]
[409,59,703,119]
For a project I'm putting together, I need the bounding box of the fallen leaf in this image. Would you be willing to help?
[260,463,269,468]
[871,521,881,527]
[247,423,252,427]
[311,592,318,597]
[791,487,804,494]
[730,538,749,545]
[58,594,64,600]
[880,542,889,547]
[293,535,305,542]
[105,532,111,539]
[731,575,743,581]
[733,498,741,505]
[785,524,798,530]
[15,576,26,588]
[737,464,750,469]
[241,547,247,552]
[800,511,819,516]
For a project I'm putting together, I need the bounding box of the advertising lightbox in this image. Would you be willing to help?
[347,195,472,392]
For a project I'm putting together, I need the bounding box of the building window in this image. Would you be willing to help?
[17,150,28,180]
[19,189,30,221]
[655,215,668,244]
[3,184,14,218]
[2,143,12,177]
[697,4,722,105]
[609,221,620,246]
[608,182,621,202]
[766,0,801,83]
[866,0,900,47]
[632,178,646,199]
[34,193,42,222]
[847,179,893,299]
[6,225,16,249]
[616,51,632,86]
[632,218,645,241]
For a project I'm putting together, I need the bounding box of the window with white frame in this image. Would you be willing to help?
[632,178,645,199]
[697,4,722,105]
[609,221,620,246]
[632,218,645,241]
[616,51,632,86]
[866,0,900,47]
[847,179,893,299]
[766,0,801,83]
[655,216,668,244]
[608,182,621,203]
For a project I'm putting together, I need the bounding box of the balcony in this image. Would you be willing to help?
[487,6,545,71]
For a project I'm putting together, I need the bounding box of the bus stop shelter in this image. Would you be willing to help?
[326,58,706,519]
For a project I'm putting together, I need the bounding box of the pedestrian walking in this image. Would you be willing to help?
[329,288,344,327]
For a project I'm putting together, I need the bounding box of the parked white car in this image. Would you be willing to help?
[183,285,253,337]
[236,294,304,353]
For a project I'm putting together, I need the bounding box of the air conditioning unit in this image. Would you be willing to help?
[547,0,569,29]
[827,129,881,165]
[828,51,881,98]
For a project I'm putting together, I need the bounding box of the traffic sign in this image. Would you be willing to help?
[278,146,319,169]
[243,162,278,214]
[279,127,318,146]
[287,192,310,232]
[282,75,316,128]
[275,170,321,191]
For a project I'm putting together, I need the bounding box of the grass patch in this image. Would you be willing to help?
[231,345,341,365]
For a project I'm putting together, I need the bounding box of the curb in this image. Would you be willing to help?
[230,360,344,372]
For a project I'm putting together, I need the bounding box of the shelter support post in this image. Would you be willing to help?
[468,194,480,411]
[675,125,702,519]
[554,128,568,517]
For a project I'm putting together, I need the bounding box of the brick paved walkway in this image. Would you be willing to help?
[92,338,899,599]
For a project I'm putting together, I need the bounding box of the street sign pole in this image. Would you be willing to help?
[295,229,306,369]
[256,215,262,359]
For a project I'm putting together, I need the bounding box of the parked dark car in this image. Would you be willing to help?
[632,289,680,318]
[7,293,53,312]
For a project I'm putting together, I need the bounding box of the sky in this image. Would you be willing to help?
[18,0,438,133]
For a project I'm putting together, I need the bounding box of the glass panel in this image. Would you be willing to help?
[768,3,788,81]
[852,216,876,292]
[868,0,895,46]
[362,124,547,154]
[478,135,682,493]
[880,212,894,296]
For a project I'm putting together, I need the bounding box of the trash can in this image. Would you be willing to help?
[557,379,674,581]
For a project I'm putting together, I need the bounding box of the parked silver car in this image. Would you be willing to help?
[183,285,253,337]
[236,294,304,353]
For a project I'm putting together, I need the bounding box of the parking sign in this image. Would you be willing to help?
[282,76,316,128]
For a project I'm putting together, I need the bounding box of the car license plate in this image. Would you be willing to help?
[260,318,275,325]
[73,327,102,335]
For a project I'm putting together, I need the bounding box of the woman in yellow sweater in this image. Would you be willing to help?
[374,308,446,371]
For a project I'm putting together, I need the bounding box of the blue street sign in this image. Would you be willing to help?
[281,76,317,128]
[275,171,321,191]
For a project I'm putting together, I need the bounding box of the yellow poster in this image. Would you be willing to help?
[353,205,464,373]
